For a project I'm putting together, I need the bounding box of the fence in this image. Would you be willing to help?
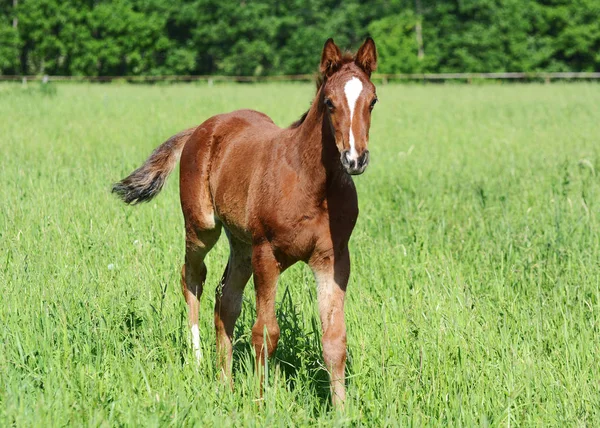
[1,72,600,84]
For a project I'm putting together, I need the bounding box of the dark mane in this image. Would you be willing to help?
[289,53,354,129]
[289,111,310,129]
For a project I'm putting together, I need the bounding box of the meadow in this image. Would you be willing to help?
[1,81,599,426]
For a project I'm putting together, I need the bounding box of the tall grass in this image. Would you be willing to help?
[1,82,599,425]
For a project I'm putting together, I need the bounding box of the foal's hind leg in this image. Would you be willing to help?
[181,223,221,363]
[214,233,252,384]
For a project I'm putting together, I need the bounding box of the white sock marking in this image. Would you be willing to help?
[344,77,363,160]
[191,324,202,363]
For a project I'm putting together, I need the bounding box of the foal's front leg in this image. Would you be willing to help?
[251,243,281,376]
[310,248,350,407]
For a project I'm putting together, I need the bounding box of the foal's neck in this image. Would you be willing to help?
[291,91,346,192]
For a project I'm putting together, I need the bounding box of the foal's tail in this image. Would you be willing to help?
[112,127,196,204]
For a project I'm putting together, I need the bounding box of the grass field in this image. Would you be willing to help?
[1,81,599,426]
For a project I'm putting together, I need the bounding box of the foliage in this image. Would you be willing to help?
[1,82,600,424]
[0,0,598,76]
[368,11,424,74]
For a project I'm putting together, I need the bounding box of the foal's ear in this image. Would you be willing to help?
[355,37,377,76]
[320,38,343,77]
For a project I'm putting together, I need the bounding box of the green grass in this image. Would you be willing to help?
[1,81,599,426]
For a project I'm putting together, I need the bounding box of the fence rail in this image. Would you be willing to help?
[1,72,600,83]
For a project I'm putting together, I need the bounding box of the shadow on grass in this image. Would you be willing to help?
[230,285,354,412]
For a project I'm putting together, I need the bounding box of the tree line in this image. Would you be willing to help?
[1,0,598,77]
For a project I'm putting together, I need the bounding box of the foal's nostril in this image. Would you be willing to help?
[341,150,352,166]
[358,150,370,168]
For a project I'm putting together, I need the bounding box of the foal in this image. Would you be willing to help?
[113,38,378,406]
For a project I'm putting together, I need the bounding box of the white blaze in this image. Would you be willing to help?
[191,324,201,363]
[344,77,363,160]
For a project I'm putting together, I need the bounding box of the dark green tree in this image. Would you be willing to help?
[2,0,598,76]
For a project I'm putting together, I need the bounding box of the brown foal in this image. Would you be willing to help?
[113,38,378,406]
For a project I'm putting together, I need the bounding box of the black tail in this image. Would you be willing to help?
[112,127,196,204]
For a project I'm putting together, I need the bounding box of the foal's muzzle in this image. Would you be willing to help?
[341,150,369,175]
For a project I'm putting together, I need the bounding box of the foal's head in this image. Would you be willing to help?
[319,38,378,175]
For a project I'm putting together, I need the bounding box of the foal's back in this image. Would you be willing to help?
[180,108,321,247]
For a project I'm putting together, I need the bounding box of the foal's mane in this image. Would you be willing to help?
[289,52,355,129]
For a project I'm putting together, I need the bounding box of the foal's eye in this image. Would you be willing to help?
[324,98,334,110]
[370,98,378,110]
